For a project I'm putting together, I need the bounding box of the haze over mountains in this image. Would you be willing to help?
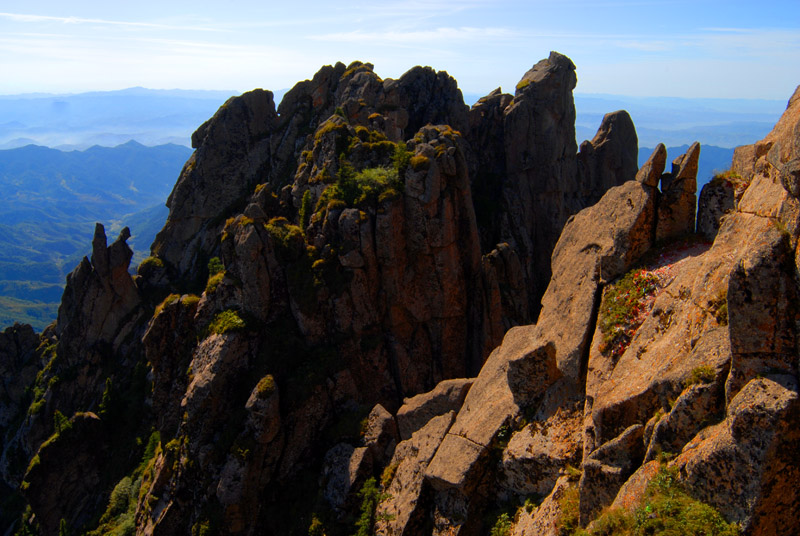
[0,88,231,150]
[0,86,787,330]
[0,141,191,329]
[1,88,787,151]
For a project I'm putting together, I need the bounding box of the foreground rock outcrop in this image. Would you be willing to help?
[1,57,798,536]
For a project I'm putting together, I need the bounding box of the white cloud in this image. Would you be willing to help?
[309,26,516,45]
[0,11,224,32]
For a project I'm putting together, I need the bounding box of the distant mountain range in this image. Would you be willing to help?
[0,141,191,329]
[0,86,775,329]
[2,88,787,151]
[573,93,785,149]
[0,88,231,150]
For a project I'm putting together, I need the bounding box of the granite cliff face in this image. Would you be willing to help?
[0,55,798,536]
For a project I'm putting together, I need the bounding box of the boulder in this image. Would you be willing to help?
[499,391,583,497]
[396,378,473,440]
[656,142,700,242]
[578,424,645,524]
[375,411,455,536]
[675,376,800,533]
[696,176,736,240]
[725,225,797,403]
[363,403,399,462]
[540,179,656,382]
[321,443,374,514]
[511,475,575,536]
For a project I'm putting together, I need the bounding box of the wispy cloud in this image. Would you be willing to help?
[0,12,224,32]
[309,26,516,45]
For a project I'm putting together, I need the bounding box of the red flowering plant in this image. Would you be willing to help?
[598,236,713,359]
[598,269,659,358]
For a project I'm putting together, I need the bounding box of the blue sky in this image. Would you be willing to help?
[1,0,798,99]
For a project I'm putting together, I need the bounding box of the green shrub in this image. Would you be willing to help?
[28,398,45,416]
[557,485,581,535]
[308,514,325,536]
[256,375,276,396]
[265,217,304,258]
[205,272,225,294]
[709,169,743,187]
[489,512,513,536]
[207,310,246,335]
[391,143,411,173]
[108,477,133,516]
[207,257,224,276]
[154,293,180,316]
[516,79,531,91]
[558,466,740,536]
[139,256,164,270]
[181,294,201,308]
[315,164,402,213]
[53,410,70,434]
[381,461,399,489]
[409,155,430,172]
[685,365,716,389]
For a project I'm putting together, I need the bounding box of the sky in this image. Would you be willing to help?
[1,0,798,100]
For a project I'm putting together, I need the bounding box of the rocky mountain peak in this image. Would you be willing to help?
[3,58,797,536]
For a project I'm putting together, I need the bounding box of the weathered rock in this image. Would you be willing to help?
[363,403,399,462]
[144,295,200,435]
[725,225,797,403]
[424,327,559,494]
[583,211,763,456]
[10,60,800,536]
[635,143,667,188]
[497,52,580,318]
[21,412,106,535]
[608,459,660,513]
[500,390,583,498]
[57,224,142,366]
[375,411,455,536]
[181,333,256,444]
[656,142,700,242]
[154,90,279,277]
[675,376,800,533]
[577,110,639,200]
[696,176,736,240]
[0,323,39,431]
[510,475,575,536]
[733,85,800,198]
[321,443,373,514]
[579,424,645,524]
[424,171,655,531]
[642,330,730,461]
[540,179,656,382]
[480,243,528,338]
[396,378,473,440]
[466,89,513,251]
